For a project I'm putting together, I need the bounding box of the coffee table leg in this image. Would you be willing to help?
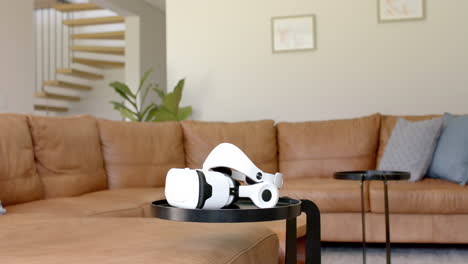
[300,199,321,264]
[384,179,391,264]
[285,217,297,264]
[360,178,367,264]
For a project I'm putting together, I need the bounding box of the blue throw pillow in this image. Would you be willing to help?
[427,113,468,185]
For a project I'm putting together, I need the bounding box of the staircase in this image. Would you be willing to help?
[34,2,125,114]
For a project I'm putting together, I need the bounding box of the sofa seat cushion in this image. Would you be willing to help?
[0,215,278,264]
[28,115,107,198]
[277,114,381,180]
[181,120,278,173]
[280,178,369,212]
[98,120,185,189]
[6,188,165,217]
[0,114,43,206]
[369,178,468,214]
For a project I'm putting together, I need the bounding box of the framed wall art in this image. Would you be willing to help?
[378,0,425,22]
[271,14,316,53]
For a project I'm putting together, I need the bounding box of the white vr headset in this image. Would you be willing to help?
[165,143,283,209]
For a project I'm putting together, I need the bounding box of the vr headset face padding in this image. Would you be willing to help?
[165,168,236,209]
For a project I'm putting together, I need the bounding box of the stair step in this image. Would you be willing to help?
[72,58,125,69]
[34,92,80,102]
[57,68,104,80]
[64,16,125,27]
[44,80,92,91]
[72,46,125,55]
[53,3,102,12]
[34,104,69,113]
[72,31,125,40]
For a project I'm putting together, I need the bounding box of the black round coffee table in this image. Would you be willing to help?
[334,170,410,264]
[152,197,321,264]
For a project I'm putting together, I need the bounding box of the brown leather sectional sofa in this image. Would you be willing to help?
[1,113,467,263]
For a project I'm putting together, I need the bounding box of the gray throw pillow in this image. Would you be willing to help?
[378,117,443,182]
[427,113,468,185]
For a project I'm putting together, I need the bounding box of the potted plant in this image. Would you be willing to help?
[109,70,192,122]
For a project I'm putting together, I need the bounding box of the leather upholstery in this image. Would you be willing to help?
[6,188,165,217]
[98,120,185,188]
[0,114,43,206]
[377,114,441,165]
[28,115,107,198]
[367,213,468,243]
[281,178,370,212]
[370,178,468,214]
[181,120,278,172]
[277,114,381,179]
[3,113,468,264]
[0,215,278,264]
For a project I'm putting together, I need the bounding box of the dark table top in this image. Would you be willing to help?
[151,197,302,223]
[334,170,410,181]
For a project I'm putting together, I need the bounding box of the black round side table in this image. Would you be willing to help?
[151,197,321,264]
[334,170,410,264]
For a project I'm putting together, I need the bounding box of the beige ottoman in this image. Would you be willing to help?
[0,214,278,264]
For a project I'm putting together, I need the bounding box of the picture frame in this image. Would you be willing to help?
[271,14,316,53]
[378,0,425,22]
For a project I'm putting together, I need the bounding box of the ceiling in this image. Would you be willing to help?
[144,0,165,12]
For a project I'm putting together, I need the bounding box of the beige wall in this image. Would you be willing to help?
[166,0,468,122]
[0,0,35,113]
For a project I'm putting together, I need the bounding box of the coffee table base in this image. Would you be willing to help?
[360,178,391,264]
[287,200,321,264]
[334,170,410,264]
[152,198,322,264]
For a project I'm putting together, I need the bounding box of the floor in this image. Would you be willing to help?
[322,244,468,264]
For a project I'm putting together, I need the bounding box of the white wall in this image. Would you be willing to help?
[96,0,167,110]
[166,0,468,122]
[0,0,35,113]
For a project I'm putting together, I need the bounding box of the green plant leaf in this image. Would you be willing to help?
[110,101,137,115]
[110,81,135,99]
[177,106,192,121]
[141,103,157,120]
[153,85,166,100]
[110,101,138,121]
[110,82,138,111]
[162,79,185,114]
[136,69,152,95]
[140,83,153,108]
[154,107,178,122]
[121,109,138,121]
[145,105,159,122]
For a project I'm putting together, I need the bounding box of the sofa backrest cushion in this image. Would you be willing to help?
[98,120,185,188]
[0,114,43,206]
[28,115,107,198]
[181,120,278,173]
[277,114,381,179]
[377,114,441,166]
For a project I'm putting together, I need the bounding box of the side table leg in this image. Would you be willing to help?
[285,217,297,264]
[384,179,391,264]
[360,178,367,264]
[300,199,321,264]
